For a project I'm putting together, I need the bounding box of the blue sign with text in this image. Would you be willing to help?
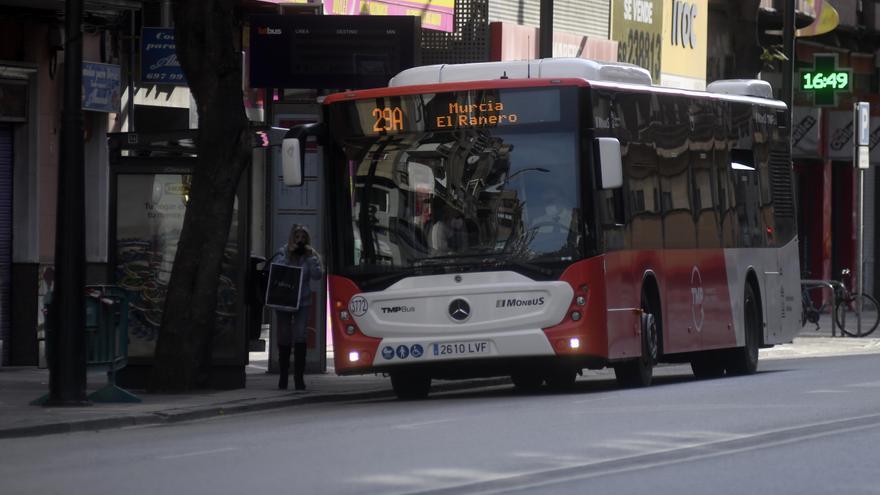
[82,62,120,112]
[141,27,187,85]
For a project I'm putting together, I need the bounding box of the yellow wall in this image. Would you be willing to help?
[660,0,707,88]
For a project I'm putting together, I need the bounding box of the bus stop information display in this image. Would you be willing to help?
[249,14,419,89]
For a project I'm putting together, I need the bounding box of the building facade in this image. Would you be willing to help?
[0,1,143,366]
[709,0,880,297]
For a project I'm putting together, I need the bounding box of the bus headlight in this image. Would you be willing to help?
[348,351,360,362]
[569,337,581,349]
[571,311,582,321]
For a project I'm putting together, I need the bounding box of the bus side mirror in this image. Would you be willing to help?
[281,122,326,187]
[282,138,303,186]
[596,137,623,189]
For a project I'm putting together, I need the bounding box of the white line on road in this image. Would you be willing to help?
[571,396,612,404]
[403,413,880,495]
[158,447,238,460]
[393,419,457,430]
[846,380,880,388]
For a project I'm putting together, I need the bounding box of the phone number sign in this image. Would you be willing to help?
[141,27,187,85]
[611,0,663,82]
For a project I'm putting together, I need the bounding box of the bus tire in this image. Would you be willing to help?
[691,355,725,379]
[511,372,543,391]
[544,367,578,391]
[614,312,657,388]
[726,282,760,376]
[390,371,431,400]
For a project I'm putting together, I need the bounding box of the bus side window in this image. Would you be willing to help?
[685,98,719,247]
[753,140,775,246]
[657,96,695,249]
[731,148,764,248]
[692,159,720,248]
[598,187,625,225]
[626,158,662,249]
[596,187,625,252]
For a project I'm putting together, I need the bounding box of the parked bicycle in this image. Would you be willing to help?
[801,268,880,337]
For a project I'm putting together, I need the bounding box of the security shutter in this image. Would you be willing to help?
[488,0,610,39]
[0,125,12,366]
[421,0,490,64]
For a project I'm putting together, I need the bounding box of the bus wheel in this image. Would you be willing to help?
[690,356,725,379]
[511,372,544,391]
[390,371,432,400]
[726,283,760,376]
[545,368,578,391]
[614,312,657,388]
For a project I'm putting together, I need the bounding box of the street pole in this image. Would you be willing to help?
[781,0,795,114]
[47,0,88,406]
[539,0,553,59]
[858,166,864,335]
[854,101,870,336]
[128,9,136,132]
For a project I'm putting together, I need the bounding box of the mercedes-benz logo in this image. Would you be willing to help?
[448,298,471,322]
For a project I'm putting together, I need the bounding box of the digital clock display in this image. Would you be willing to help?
[799,71,851,91]
[799,54,852,106]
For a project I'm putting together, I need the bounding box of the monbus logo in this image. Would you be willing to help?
[258,27,282,35]
[496,297,545,308]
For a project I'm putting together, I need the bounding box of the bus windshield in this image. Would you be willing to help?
[327,86,581,281]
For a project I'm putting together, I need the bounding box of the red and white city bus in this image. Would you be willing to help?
[282,58,801,399]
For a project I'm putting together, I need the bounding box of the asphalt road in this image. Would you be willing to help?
[3,354,880,495]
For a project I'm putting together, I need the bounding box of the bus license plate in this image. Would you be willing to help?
[433,341,490,357]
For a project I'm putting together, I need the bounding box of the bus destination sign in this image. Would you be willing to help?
[351,87,565,136]
[436,102,520,128]
[371,101,521,133]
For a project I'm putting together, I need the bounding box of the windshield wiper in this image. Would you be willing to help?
[412,255,488,266]
[487,256,555,279]
[358,265,438,288]
[414,253,555,279]
[357,252,562,289]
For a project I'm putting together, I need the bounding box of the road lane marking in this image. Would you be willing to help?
[571,396,612,404]
[402,412,880,495]
[393,418,457,430]
[846,380,880,388]
[158,447,237,460]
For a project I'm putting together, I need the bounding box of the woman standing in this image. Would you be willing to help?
[274,225,323,390]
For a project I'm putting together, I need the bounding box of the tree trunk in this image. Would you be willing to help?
[151,0,251,391]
